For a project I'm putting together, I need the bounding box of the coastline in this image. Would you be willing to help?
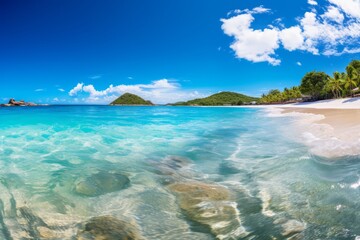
[261,97,360,158]
[273,96,360,109]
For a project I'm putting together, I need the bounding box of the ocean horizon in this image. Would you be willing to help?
[0,106,359,239]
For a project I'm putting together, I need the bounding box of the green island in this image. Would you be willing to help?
[110,93,154,106]
[171,91,258,106]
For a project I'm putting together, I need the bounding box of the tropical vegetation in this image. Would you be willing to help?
[172,91,258,106]
[260,60,360,104]
[110,93,153,105]
[259,87,302,104]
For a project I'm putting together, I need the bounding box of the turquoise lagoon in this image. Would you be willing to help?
[0,106,359,239]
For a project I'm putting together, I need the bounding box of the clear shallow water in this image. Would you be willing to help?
[0,106,359,239]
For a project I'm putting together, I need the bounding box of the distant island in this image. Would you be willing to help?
[171,91,258,106]
[110,92,258,106]
[110,93,154,106]
[0,98,37,107]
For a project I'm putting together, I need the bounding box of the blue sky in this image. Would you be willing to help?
[1,0,359,104]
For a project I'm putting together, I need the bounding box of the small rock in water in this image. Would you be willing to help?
[76,216,143,240]
[155,155,192,176]
[281,219,305,236]
[169,182,230,202]
[37,226,56,238]
[74,172,130,197]
[154,156,198,185]
[164,156,191,170]
[218,161,241,175]
[169,181,248,239]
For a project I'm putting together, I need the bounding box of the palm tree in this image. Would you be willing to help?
[345,65,359,95]
[326,72,344,98]
[347,60,360,85]
[343,66,358,96]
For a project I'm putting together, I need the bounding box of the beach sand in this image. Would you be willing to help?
[282,108,360,142]
[277,96,360,109]
[264,99,360,158]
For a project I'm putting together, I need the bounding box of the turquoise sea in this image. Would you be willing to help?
[0,106,359,239]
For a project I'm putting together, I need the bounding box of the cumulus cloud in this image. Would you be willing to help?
[308,0,318,6]
[321,6,344,23]
[297,61,302,66]
[69,83,84,96]
[221,0,360,65]
[58,88,65,92]
[328,0,360,18]
[68,79,205,104]
[279,26,305,51]
[221,13,281,65]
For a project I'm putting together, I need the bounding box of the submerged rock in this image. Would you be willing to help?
[163,156,191,170]
[16,207,74,239]
[76,216,143,240]
[74,172,130,197]
[169,181,248,239]
[153,156,197,185]
[37,226,57,239]
[154,156,191,176]
[281,219,305,236]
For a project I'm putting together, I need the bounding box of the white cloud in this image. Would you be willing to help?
[58,88,65,92]
[68,79,205,104]
[252,6,271,14]
[69,83,84,96]
[221,13,281,65]
[324,47,360,56]
[35,89,44,92]
[328,0,360,18]
[342,47,360,54]
[222,1,360,65]
[321,6,344,23]
[227,6,270,16]
[279,26,305,51]
[308,0,318,6]
[297,61,302,66]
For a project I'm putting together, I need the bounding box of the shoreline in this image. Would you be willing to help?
[271,96,360,110]
[263,101,360,158]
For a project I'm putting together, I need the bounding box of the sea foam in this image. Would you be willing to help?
[264,107,360,158]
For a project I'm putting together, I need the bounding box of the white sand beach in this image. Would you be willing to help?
[276,97,360,109]
[264,97,360,158]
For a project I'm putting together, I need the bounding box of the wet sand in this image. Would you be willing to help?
[279,108,360,158]
[282,108,360,140]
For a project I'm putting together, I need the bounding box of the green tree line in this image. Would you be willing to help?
[260,60,360,104]
[173,91,258,106]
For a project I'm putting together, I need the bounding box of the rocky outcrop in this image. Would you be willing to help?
[168,181,248,239]
[153,156,248,239]
[74,171,130,197]
[76,216,144,240]
[0,98,37,107]
[281,219,305,237]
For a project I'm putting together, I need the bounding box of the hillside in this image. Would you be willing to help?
[172,92,258,106]
[110,93,154,105]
